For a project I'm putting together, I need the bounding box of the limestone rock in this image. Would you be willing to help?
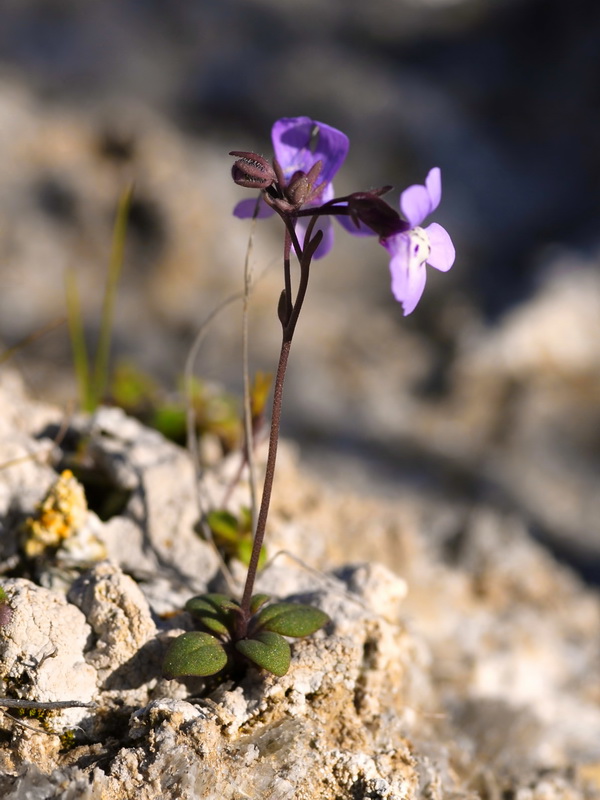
[71,406,221,610]
[68,561,157,686]
[1,374,599,798]
[0,579,97,732]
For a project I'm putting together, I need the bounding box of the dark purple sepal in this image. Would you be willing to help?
[345,192,409,238]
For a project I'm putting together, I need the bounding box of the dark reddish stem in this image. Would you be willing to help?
[238,335,291,631]
[237,213,320,635]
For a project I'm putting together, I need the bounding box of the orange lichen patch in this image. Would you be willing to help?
[23,470,88,557]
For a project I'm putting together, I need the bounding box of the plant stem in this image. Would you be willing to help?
[237,214,320,636]
[239,336,291,630]
[242,208,259,536]
[282,229,293,325]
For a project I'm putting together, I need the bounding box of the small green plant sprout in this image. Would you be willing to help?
[206,508,267,568]
[110,364,242,451]
[163,117,455,682]
[248,370,272,429]
[163,593,328,678]
[66,184,133,413]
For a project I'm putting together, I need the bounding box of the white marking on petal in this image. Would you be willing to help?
[408,227,431,268]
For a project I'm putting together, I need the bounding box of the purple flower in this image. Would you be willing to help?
[233,116,349,258]
[382,167,455,315]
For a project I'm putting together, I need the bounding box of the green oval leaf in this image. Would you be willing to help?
[238,505,253,533]
[163,631,228,678]
[185,594,239,636]
[237,538,267,569]
[151,405,186,442]
[253,602,329,638]
[250,593,271,614]
[207,510,240,543]
[235,632,291,677]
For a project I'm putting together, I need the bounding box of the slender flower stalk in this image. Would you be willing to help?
[238,338,290,630]
[238,214,322,631]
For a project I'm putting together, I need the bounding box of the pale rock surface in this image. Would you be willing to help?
[0,370,599,798]
[0,579,97,731]
[68,561,157,686]
[70,405,222,610]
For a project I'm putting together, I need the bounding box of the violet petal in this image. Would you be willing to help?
[272,117,349,187]
[399,184,431,228]
[387,235,427,316]
[425,222,455,272]
[424,167,442,213]
[233,197,275,220]
[309,178,335,208]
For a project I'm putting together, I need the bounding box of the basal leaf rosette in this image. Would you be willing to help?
[162,594,329,680]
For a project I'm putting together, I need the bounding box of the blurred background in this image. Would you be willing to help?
[0,0,599,578]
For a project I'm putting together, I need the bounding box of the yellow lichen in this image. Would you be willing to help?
[23,470,88,557]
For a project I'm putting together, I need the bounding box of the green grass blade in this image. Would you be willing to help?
[65,268,92,411]
[91,183,133,409]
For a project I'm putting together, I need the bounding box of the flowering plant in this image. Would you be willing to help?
[163,117,455,681]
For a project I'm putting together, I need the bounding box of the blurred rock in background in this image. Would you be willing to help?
[0,0,599,578]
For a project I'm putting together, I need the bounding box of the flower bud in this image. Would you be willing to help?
[286,172,311,206]
[305,160,322,189]
[277,289,291,326]
[287,161,323,208]
[230,151,276,189]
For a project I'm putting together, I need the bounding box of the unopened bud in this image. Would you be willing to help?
[286,161,324,208]
[230,151,276,189]
[305,160,322,188]
[277,289,291,326]
[287,172,311,206]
